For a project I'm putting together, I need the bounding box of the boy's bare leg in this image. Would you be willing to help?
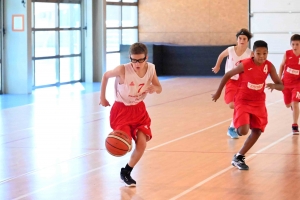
[228,102,234,109]
[121,131,147,186]
[238,127,261,155]
[292,101,299,124]
[128,130,147,167]
[232,127,261,170]
[227,101,239,139]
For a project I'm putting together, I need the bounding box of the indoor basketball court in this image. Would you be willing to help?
[1,76,299,200]
[1,0,300,199]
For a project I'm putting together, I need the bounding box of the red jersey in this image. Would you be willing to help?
[282,50,300,87]
[234,58,272,106]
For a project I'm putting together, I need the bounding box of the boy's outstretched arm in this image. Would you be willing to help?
[212,48,229,74]
[212,62,244,102]
[99,65,124,106]
[266,64,284,92]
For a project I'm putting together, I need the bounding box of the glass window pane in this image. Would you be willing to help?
[34,2,57,28]
[122,29,138,45]
[122,6,137,27]
[60,30,81,55]
[107,29,120,52]
[59,3,81,28]
[35,59,57,86]
[60,57,81,83]
[122,0,138,3]
[106,5,121,27]
[35,31,57,57]
[106,53,120,71]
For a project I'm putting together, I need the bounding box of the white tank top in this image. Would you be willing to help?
[115,62,155,105]
[225,46,252,80]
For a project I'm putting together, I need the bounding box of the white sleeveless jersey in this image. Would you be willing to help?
[225,46,252,80]
[115,62,155,105]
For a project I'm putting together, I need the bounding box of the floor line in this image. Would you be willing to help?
[169,133,292,200]
[11,99,283,200]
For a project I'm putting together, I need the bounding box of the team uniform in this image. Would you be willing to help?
[110,62,155,142]
[224,46,252,104]
[233,57,272,132]
[281,50,300,105]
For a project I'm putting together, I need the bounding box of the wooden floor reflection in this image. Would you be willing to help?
[1,77,299,200]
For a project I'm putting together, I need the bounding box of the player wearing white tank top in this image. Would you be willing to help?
[114,62,155,105]
[212,28,253,139]
[225,46,252,80]
[100,43,162,187]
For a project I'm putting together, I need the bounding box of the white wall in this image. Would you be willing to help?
[3,0,32,94]
[250,0,300,69]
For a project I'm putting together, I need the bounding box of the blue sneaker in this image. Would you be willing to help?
[227,127,239,139]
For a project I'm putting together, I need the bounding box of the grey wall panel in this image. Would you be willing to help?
[251,33,292,53]
[251,13,300,32]
[251,0,300,12]
[250,0,300,70]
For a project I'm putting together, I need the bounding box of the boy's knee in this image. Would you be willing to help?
[237,128,248,136]
[135,131,147,150]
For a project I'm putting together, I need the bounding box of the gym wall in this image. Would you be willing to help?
[139,0,249,45]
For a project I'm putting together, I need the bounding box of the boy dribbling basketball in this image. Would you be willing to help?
[212,40,283,170]
[100,43,162,186]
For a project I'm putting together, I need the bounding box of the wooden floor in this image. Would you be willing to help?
[1,77,299,200]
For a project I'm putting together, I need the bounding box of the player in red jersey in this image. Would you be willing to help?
[212,40,283,170]
[278,34,300,135]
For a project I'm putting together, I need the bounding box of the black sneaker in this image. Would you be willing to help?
[231,154,249,170]
[292,124,299,135]
[120,168,136,187]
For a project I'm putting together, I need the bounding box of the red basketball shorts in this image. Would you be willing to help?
[224,79,239,104]
[233,103,268,132]
[282,86,300,105]
[110,101,152,142]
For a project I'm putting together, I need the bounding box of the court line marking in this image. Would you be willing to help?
[149,99,283,151]
[11,99,283,200]
[169,132,292,200]
[0,150,99,185]
[2,89,218,183]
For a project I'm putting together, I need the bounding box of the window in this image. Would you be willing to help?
[32,1,82,88]
[106,0,138,70]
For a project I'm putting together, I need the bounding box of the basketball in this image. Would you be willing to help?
[105,131,132,157]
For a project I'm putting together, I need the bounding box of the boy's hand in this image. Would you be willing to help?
[212,66,220,74]
[211,92,221,102]
[265,83,275,92]
[145,85,156,94]
[99,98,110,107]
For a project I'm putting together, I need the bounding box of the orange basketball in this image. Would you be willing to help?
[105,131,132,157]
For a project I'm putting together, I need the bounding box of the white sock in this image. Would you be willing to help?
[236,153,243,156]
[229,120,235,128]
